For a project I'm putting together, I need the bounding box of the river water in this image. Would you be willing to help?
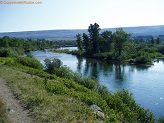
[30,49,164,118]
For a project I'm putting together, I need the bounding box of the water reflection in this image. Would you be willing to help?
[83,59,99,78]
[83,58,90,76]
[76,56,83,73]
[132,64,151,71]
[76,58,151,84]
[115,64,124,81]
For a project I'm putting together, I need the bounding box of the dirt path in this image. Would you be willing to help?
[0,78,34,123]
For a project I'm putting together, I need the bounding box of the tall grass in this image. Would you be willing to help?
[0,98,10,123]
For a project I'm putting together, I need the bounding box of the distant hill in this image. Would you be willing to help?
[0,25,164,40]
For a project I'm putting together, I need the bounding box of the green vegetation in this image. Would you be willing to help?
[0,36,76,57]
[55,23,164,65]
[0,98,10,123]
[1,56,163,122]
[17,55,43,70]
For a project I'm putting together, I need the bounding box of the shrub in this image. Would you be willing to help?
[0,57,16,65]
[71,50,85,56]
[158,45,164,54]
[82,77,99,90]
[0,48,11,57]
[135,56,152,64]
[0,47,24,57]
[17,56,43,70]
[44,58,62,73]
[158,118,164,123]
[52,66,99,90]
[125,58,135,63]
[52,66,72,78]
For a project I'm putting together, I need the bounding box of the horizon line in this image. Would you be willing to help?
[0,24,164,33]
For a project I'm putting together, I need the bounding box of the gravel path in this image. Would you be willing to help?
[0,78,34,123]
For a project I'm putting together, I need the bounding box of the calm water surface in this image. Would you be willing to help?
[30,49,164,118]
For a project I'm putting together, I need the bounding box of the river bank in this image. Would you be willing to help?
[1,55,163,122]
[30,50,164,118]
[52,48,162,66]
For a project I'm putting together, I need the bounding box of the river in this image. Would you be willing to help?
[30,48,164,118]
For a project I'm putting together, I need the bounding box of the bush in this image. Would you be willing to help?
[70,50,85,56]
[157,45,164,54]
[158,118,164,123]
[82,77,99,90]
[0,57,16,65]
[17,56,43,70]
[135,56,152,64]
[0,47,24,57]
[43,58,99,90]
[44,58,63,73]
[0,48,11,57]
[51,66,99,90]
[125,58,135,63]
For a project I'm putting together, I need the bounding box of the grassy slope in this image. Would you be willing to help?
[0,57,160,123]
[0,64,103,122]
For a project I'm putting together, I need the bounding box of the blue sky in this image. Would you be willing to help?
[0,0,164,32]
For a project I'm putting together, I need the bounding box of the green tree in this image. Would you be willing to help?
[76,33,83,50]
[113,28,130,56]
[156,37,160,44]
[99,31,113,52]
[2,36,9,47]
[83,33,92,54]
[88,23,100,53]
[151,37,155,44]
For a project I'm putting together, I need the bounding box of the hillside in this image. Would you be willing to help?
[0,57,158,122]
[0,25,164,40]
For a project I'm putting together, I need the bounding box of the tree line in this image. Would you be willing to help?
[76,23,130,55]
[75,23,164,64]
[0,36,76,57]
